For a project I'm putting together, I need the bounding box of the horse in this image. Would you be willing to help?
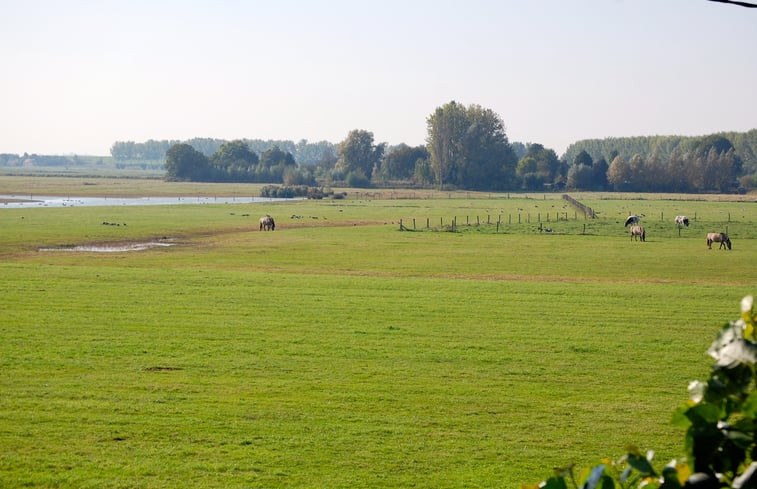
[706,232,731,250]
[624,215,640,227]
[259,215,275,231]
[675,215,690,227]
[630,225,645,242]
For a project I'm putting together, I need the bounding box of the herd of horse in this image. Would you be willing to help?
[259,212,732,249]
[624,214,732,249]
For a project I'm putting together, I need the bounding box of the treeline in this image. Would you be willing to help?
[165,141,318,184]
[564,129,757,176]
[567,139,744,193]
[112,138,336,167]
[108,102,757,193]
[0,153,85,167]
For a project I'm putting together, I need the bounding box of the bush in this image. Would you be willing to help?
[259,185,335,200]
[346,171,371,188]
[530,295,757,489]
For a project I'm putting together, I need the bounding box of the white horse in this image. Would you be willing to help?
[675,215,690,227]
[624,215,640,227]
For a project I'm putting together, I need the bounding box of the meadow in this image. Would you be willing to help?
[1,176,756,488]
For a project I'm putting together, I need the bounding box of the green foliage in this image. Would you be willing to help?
[375,144,429,183]
[563,129,757,190]
[165,143,209,181]
[426,100,518,190]
[345,170,371,188]
[515,143,564,190]
[259,184,335,199]
[529,295,757,489]
[335,129,385,180]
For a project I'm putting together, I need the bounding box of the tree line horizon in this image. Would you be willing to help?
[4,101,755,192]
[157,100,757,192]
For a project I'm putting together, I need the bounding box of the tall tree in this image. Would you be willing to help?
[335,129,385,180]
[211,140,259,181]
[607,155,630,191]
[426,101,468,188]
[165,143,210,181]
[573,150,593,168]
[426,101,516,190]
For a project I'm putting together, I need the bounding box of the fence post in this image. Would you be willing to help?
[413,218,416,230]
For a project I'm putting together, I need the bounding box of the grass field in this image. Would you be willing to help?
[1,176,756,488]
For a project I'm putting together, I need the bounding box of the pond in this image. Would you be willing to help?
[0,195,295,208]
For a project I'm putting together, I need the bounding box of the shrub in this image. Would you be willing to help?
[346,171,371,188]
[529,295,756,489]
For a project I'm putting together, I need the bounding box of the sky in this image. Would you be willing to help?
[1,0,756,158]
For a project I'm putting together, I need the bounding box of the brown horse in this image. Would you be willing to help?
[630,225,645,242]
[259,215,275,231]
[706,232,731,250]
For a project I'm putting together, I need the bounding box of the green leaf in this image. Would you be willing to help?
[628,452,657,476]
[686,403,721,425]
[741,391,757,418]
[660,466,682,489]
[542,476,568,489]
[599,475,615,489]
[672,405,693,428]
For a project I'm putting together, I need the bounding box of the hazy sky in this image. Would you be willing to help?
[1,0,756,157]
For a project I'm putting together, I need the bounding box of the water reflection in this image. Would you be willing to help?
[39,242,175,253]
[0,195,293,208]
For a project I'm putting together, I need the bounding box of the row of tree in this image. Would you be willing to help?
[563,130,757,177]
[113,138,336,167]
[149,100,757,191]
[165,141,315,184]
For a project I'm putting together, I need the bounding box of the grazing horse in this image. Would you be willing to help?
[624,215,640,227]
[259,215,275,231]
[706,232,731,250]
[675,215,690,227]
[630,225,645,242]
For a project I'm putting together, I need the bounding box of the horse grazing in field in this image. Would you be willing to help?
[259,215,275,231]
[675,215,690,227]
[706,232,731,250]
[624,215,640,227]
[630,225,645,242]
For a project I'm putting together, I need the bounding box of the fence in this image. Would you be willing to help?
[398,210,587,232]
[562,194,596,218]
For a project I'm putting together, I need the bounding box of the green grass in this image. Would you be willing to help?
[1,181,756,488]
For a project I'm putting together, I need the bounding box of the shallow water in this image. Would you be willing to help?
[0,194,293,208]
[39,242,175,253]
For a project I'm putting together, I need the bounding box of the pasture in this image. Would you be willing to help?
[1,178,756,488]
